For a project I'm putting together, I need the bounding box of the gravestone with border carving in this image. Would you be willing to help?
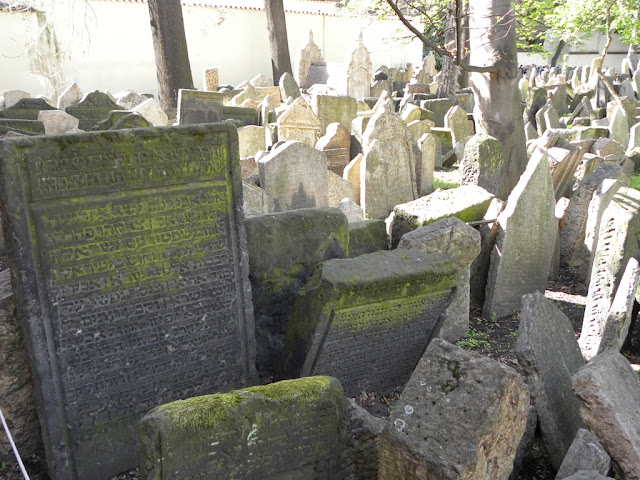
[65,91,124,131]
[0,124,256,480]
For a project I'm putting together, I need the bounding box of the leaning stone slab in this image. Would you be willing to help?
[390,185,494,248]
[57,83,83,110]
[560,164,630,271]
[398,217,481,342]
[461,132,503,196]
[580,187,640,360]
[572,351,640,480]
[282,250,457,397]
[515,292,586,470]
[483,149,557,319]
[133,98,169,126]
[0,124,256,480]
[38,110,79,135]
[342,398,386,480]
[176,89,224,125]
[555,428,611,480]
[378,339,529,480]
[139,376,346,480]
[547,144,584,200]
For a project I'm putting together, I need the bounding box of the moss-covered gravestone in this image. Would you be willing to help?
[65,90,124,130]
[282,250,457,397]
[0,124,256,480]
[177,89,224,125]
[0,97,57,121]
[139,376,346,480]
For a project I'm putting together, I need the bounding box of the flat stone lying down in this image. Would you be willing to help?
[282,250,457,397]
[139,376,346,480]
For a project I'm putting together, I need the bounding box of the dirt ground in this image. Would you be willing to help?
[3,266,636,480]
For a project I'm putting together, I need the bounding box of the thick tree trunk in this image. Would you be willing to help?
[265,0,293,84]
[436,2,458,98]
[469,0,527,200]
[148,0,194,120]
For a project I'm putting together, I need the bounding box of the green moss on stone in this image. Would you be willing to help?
[232,376,331,403]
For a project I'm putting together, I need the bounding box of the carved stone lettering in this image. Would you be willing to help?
[0,124,256,480]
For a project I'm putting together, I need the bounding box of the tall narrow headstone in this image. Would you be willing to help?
[0,124,256,480]
[296,29,323,89]
[483,149,557,319]
[346,32,372,99]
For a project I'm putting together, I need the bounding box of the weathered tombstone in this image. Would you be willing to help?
[572,350,640,480]
[176,89,224,125]
[0,269,42,462]
[390,185,494,248]
[237,125,266,158]
[242,182,273,218]
[460,133,503,195]
[111,112,152,130]
[344,152,362,204]
[64,90,123,130]
[360,110,416,219]
[515,292,586,470]
[338,198,364,223]
[379,339,529,480]
[38,110,79,135]
[0,97,57,121]
[347,32,372,99]
[343,398,386,480]
[0,124,256,479]
[231,84,281,106]
[203,67,219,91]
[312,94,358,136]
[547,144,584,200]
[316,122,351,175]
[579,187,640,360]
[282,250,457,396]
[483,149,557,319]
[258,140,328,211]
[296,29,323,88]
[57,83,83,110]
[398,217,481,341]
[445,105,474,145]
[279,72,301,101]
[3,90,30,109]
[328,171,355,206]
[609,104,630,147]
[348,219,387,256]
[277,97,322,147]
[133,98,169,126]
[555,429,611,480]
[416,132,436,195]
[0,118,45,135]
[139,376,346,480]
[560,164,630,270]
[222,105,260,126]
[420,98,456,127]
[113,89,148,110]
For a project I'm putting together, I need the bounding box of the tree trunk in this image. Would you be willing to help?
[148,0,194,121]
[469,0,527,200]
[549,39,566,67]
[436,1,458,98]
[265,0,293,85]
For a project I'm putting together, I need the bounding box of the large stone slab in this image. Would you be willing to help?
[398,217,481,342]
[379,339,529,480]
[461,132,503,196]
[515,292,586,469]
[282,250,457,397]
[139,376,346,480]
[572,351,640,480]
[258,140,329,212]
[483,149,557,319]
[555,428,611,480]
[176,89,224,125]
[0,124,256,480]
[579,187,640,360]
[391,185,494,248]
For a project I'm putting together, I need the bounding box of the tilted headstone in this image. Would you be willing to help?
[547,144,584,200]
[237,125,266,159]
[57,83,83,110]
[0,124,256,479]
[282,250,457,397]
[416,132,436,196]
[579,187,640,360]
[444,105,474,145]
[344,152,362,204]
[328,171,355,206]
[483,149,557,319]
[338,198,364,223]
[258,140,328,211]
[38,110,79,135]
[360,111,416,219]
[572,350,640,480]
[139,376,346,480]
[378,339,529,480]
[312,94,357,136]
[609,104,630,147]
[277,97,322,147]
[316,122,351,175]
[390,185,494,248]
[279,72,301,101]
[555,429,611,480]
[177,89,224,125]
[242,182,273,218]
[64,90,123,130]
[515,292,586,470]
[3,90,30,109]
[203,67,219,91]
[560,164,630,270]
[296,29,323,88]
[460,133,503,195]
[133,98,169,127]
[0,97,57,121]
[230,83,281,106]
[346,32,372,99]
[398,217,481,342]
[113,89,148,110]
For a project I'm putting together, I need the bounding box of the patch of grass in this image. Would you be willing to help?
[433,178,460,190]
[631,172,640,191]
[456,328,491,350]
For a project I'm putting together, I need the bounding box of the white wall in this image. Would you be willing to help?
[0,1,423,99]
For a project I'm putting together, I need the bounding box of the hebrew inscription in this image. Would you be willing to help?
[0,124,255,480]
